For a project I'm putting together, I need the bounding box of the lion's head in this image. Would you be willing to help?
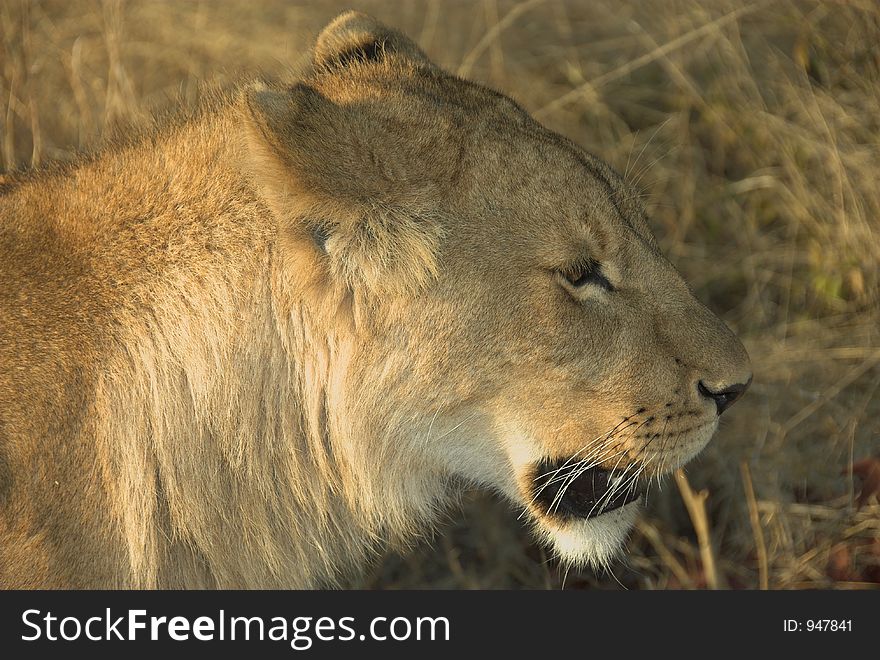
[243,12,752,570]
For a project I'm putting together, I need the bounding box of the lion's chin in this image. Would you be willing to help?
[537,502,641,570]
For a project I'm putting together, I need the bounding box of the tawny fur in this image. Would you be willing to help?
[0,12,750,588]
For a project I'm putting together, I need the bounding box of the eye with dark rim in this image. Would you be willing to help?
[562,258,614,292]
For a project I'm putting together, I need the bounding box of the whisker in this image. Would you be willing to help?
[423,408,442,446]
[626,119,669,185]
[535,421,634,489]
[532,416,636,483]
[585,449,630,518]
[543,403,667,509]
[546,444,632,515]
[523,401,675,519]
[623,128,640,181]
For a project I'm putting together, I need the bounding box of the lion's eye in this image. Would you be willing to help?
[563,260,614,292]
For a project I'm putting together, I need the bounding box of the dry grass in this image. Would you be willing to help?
[2,0,878,589]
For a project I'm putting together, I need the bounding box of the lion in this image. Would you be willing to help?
[0,12,751,588]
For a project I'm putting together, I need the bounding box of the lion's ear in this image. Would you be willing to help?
[242,83,443,298]
[243,82,368,212]
[313,11,435,71]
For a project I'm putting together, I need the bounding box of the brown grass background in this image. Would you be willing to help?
[2,0,878,589]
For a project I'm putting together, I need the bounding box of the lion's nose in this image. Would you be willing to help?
[697,377,751,415]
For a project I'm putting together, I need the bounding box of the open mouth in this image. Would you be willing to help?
[530,458,644,520]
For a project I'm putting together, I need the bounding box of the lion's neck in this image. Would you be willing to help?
[88,106,442,588]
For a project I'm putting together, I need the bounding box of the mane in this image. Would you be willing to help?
[83,108,447,586]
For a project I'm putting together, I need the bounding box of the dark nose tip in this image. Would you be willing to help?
[698,377,751,415]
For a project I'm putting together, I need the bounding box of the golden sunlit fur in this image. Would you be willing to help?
[0,12,750,588]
